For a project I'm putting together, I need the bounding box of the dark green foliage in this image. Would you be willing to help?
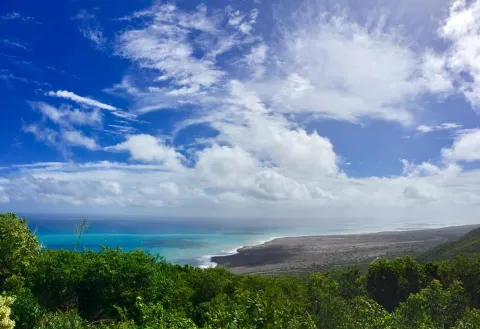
[37,311,88,329]
[10,289,44,329]
[31,247,175,321]
[418,227,480,263]
[366,257,426,311]
[391,280,467,328]
[325,266,366,300]
[453,309,480,329]
[2,213,480,329]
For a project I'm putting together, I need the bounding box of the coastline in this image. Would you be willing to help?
[210,224,479,275]
[199,237,280,268]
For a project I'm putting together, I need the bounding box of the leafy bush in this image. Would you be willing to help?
[0,213,40,290]
[37,311,87,329]
[1,212,480,329]
[10,289,44,329]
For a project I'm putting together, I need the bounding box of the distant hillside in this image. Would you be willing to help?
[418,226,480,262]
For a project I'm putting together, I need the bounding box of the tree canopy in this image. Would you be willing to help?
[1,212,480,328]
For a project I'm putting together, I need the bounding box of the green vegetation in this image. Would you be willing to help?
[418,227,480,263]
[1,212,480,328]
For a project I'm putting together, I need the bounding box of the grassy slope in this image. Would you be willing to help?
[418,227,480,262]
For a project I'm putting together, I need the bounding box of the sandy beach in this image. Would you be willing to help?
[211,225,479,275]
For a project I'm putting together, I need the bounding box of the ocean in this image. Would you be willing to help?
[24,214,462,267]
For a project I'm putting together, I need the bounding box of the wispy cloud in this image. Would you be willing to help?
[62,130,98,150]
[23,123,58,145]
[73,10,107,49]
[79,27,106,49]
[47,90,117,111]
[2,39,30,51]
[29,101,102,127]
[0,71,51,87]
[0,12,38,23]
[227,7,258,34]
[107,124,136,134]
[115,4,225,91]
[46,90,142,127]
[416,123,462,133]
[8,0,480,220]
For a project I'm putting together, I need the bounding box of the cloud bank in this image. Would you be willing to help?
[3,0,480,223]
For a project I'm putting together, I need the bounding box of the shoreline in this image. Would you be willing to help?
[200,237,281,268]
[210,224,479,275]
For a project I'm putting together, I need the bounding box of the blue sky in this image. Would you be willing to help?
[1,0,480,222]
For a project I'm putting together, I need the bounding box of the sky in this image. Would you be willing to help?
[1,0,480,223]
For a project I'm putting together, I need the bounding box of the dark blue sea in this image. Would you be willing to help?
[22,214,458,267]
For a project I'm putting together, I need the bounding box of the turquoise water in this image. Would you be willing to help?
[27,215,324,266]
[25,214,459,267]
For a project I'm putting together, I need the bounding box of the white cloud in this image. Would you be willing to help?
[29,102,102,127]
[112,3,260,113]
[401,159,461,178]
[107,134,184,171]
[0,186,9,203]
[252,169,311,201]
[421,52,453,94]
[195,144,259,188]
[47,90,116,111]
[62,130,98,150]
[250,10,449,125]
[244,43,268,78]
[2,159,480,223]
[23,124,58,145]
[9,0,480,222]
[227,8,258,34]
[211,81,339,179]
[46,90,136,121]
[416,122,462,133]
[23,122,99,152]
[107,124,136,134]
[439,0,480,109]
[442,129,480,162]
[2,39,29,51]
[115,4,225,90]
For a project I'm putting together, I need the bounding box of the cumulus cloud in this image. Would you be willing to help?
[106,134,184,171]
[195,144,259,188]
[1,159,480,222]
[208,81,339,179]
[442,129,480,162]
